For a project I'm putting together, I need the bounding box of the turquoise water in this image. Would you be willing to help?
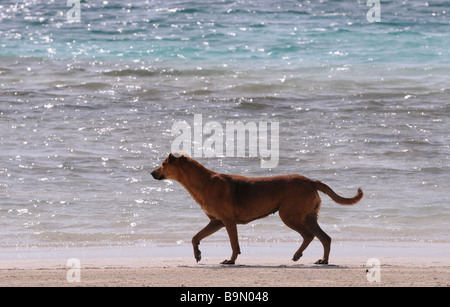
[0,0,449,259]
[1,1,449,64]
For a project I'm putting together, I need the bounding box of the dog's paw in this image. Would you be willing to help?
[314,259,328,265]
[220,259,235,265]
[292,253,303,262]
[195,250,202,263]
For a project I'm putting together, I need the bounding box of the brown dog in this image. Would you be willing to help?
[151,152,363,265]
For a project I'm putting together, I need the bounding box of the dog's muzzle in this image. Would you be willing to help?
[151,170,165,180]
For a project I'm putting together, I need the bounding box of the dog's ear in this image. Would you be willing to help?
[177,155,187,164]
[168,153,176,163]
[169,152,188,163]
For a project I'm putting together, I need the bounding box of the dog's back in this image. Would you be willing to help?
[216,174,320,224]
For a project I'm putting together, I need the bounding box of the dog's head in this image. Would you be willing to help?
[151,152,189,181]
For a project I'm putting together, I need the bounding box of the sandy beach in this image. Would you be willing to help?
[1,256,448,287]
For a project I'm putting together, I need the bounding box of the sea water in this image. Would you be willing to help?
[0,0,449,260]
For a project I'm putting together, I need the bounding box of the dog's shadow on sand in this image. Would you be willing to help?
[183,263,346,270]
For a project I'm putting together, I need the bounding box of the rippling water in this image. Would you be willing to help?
[0,0,449,258]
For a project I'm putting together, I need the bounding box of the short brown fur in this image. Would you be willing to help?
[151,153,363,265]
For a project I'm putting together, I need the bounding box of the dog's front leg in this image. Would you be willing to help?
[192,218,224,262]
[221,222,240,265]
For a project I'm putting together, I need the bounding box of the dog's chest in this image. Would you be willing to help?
[187,191,213,215]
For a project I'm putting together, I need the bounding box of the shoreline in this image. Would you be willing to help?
[1,239,449,261]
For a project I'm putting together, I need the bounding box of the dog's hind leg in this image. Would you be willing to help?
[192,218,224,263]
[291,225,314,262]
[279,213,314,261]
[304,214,331,264]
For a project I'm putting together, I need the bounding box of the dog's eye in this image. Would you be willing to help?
[162,162,167,166]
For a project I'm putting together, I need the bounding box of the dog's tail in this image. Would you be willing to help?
[313,181,363,205]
